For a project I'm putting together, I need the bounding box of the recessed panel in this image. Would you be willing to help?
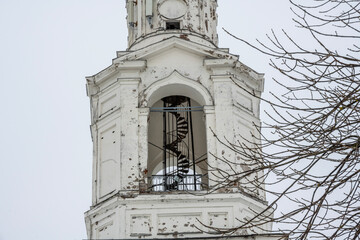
[234,89,253,112]
[157,213,201,234]
[159,0,187,19]
[95,217,115,239]
[130,215,152,236]
[99,125,117,198]
[99,93,117,117]
[209,212,229,230]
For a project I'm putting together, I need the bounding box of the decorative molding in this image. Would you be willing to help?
[143,70,213,107]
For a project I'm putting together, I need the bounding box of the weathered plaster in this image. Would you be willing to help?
[84,1,282,239]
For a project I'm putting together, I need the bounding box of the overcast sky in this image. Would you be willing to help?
[0,1,295,239]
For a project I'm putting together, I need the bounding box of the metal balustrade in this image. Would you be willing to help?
[149,174,203,192]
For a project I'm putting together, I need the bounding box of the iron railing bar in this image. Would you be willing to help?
[163,101,167,180]
[188,99,197,191]
[149,174,206,192]
[150,106,203,113]
[150,109,203,112]
[151,106,203,110]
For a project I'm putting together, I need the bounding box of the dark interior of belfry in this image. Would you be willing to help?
[148,95,208,192]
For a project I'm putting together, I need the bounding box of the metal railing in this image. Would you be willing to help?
[149,174,203,192]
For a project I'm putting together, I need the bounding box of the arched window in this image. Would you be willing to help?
[147,95,208,191]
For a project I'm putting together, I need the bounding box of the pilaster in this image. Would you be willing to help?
[118,78,141,193]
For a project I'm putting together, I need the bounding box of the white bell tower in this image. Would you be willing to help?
[84,1,283,239]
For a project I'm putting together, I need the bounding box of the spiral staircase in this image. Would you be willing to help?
[162,96,191,190]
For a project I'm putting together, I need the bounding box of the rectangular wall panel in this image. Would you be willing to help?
[208,212,229,230]
[130,215,152,237]
[99,93,117,117]
[99,125,118,198]
[94,214,116,239]
[157,213,202,235]
[234,89,253,113]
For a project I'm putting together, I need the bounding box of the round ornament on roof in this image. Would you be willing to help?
[158,0,188,19]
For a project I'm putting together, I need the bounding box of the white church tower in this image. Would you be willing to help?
[84,1,283,239]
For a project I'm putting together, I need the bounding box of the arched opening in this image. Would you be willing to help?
[147,95,208,191]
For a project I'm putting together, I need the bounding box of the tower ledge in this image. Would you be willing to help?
[85,192,275,239]
[128,29,217,51]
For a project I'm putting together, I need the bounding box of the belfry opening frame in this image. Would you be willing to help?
[149,96,204,191]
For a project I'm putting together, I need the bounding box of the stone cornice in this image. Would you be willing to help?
[119,36,239,62]
[86,60,146,86]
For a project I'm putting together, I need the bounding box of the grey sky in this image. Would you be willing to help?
[0,1,292,239]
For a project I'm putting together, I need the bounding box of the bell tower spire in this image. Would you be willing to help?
[126,0,218,50]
